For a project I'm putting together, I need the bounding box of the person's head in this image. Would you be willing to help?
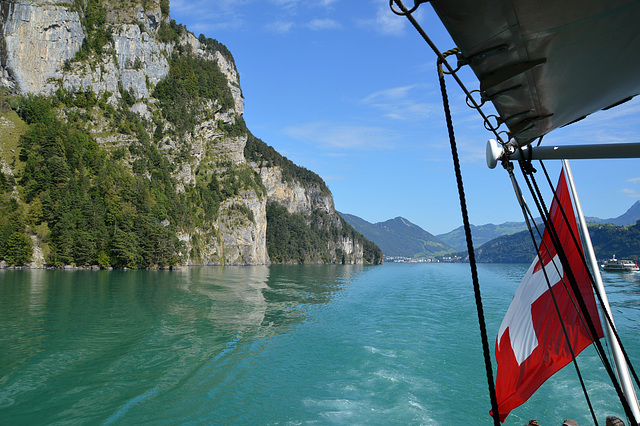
[527,421,539,426]
[562,419,578,426]
[605,416,625,426]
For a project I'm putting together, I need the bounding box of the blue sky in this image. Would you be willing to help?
[169,0,640,235]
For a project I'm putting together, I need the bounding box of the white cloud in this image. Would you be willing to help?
[620,188,640,198]
[268,0,300,9]
[549,97,640,144]
[357,0,407,36]
[283,122,397,150]
[306,18,341,31]
[361,84,440,121]
[170,0,250,32]
[265,20,296,33]
[317,0,339,6]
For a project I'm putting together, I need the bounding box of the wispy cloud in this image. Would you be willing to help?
[356,0,411,36]
[306,18,341,30]
[550,97,640,144]
[622,177,640,197]
[268,0,300,10]
[171,0,343,35]
[265,20,296,33]
[283,122,398,150]
[170,0,251,32]
[263,18,342,33]
[361,84,441,121]
[620,188,640,198]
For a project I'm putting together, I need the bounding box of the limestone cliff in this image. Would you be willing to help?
[0,0,382,268]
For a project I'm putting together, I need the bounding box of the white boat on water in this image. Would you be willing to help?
[601,255,640,272]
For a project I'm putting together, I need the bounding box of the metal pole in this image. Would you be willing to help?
[486,140,640,169]
[562,159,640,420]
[516,143,640,161]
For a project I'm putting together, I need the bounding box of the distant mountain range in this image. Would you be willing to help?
[341,200,640,260]
[438,200,640,251]
[338,213,454,258]
[474,221,640,263]
[436,222,530,252]
[605,200,640,225]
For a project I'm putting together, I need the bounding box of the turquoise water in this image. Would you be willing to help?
[1,264,639,425]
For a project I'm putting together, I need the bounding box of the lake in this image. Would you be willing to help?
[1,263,639,425]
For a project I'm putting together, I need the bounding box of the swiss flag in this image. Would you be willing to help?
[493,169,604,422]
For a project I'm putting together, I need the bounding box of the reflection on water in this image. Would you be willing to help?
[0,266,368,425]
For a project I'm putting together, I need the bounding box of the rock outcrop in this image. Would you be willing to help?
[0,0,85,94]
[0,0,380,268]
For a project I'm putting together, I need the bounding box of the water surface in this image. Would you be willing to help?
[1,264,639,424]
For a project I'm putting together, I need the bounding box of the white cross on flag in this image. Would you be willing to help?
[493,169,603,422]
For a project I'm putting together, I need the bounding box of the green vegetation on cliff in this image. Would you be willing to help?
[72,0,111,61]
[267,202,383,265]
[153,54,235,136]
[0,191,32,267]
[8,95,184,268]
[245,133,330,194]
[588,221,640,262]
[472,221,640,263]
[0,1,382,268]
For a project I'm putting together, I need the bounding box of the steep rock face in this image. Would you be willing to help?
[260,167,334,216]
[260,167,366,265]
[61,23,170,99]
[217,193,268,265]
[0,1,373,267]
[0,0,85,94]
[0,1,171,99]
[210,50,243,116]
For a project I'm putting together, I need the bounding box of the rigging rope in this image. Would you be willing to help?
[389,0,508,146]
[436,58,501,425]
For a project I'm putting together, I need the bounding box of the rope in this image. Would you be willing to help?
[436,58,501,425]
[389,0,507,145]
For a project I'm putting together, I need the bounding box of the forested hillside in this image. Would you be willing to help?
[340,213,454,258]
[472,221,640,263]
[0,0,381,268]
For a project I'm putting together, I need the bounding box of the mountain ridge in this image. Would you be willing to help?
[341,200,640,260]
[0,0,382,268]
[437,200,640,251]
[339,213,454,258]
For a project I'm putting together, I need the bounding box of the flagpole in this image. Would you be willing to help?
[562,159,640,420]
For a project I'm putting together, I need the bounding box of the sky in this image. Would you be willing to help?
[169,0,640,235]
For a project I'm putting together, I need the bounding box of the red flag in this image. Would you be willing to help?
[493,169,604,422]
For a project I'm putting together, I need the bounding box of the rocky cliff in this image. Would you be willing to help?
[0,0,382,267]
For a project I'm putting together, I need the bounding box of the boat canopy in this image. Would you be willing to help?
[429,0,640,146]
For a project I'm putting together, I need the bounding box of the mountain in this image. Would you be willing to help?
[471,221,640,263]
[437,222,529,252]
[339,213,455,258]
[604,200,640,225]
[0,0,382,268]
[438,201,640,252]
